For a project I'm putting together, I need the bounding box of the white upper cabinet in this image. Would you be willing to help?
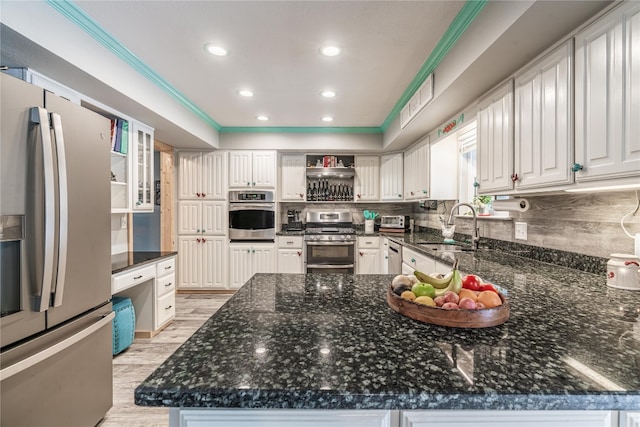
[574,1,640,182]
[514,40,573,190]
[131,121,154,211]
[280,153,306,201]
[380,153,404,201]
[229,151,277,189]
[354,155,380,202]
[477,79,515,194]
[178,151,228,200]
[403,137,430,200]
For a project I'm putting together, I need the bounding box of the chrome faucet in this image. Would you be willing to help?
[447,202,480,251]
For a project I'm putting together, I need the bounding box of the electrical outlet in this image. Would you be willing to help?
[120,215,128,229]
[514,222,527,240]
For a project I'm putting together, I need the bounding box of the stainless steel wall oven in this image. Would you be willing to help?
[228,190,275,241]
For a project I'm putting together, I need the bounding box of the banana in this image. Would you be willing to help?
[434,268,462,297]
[413,269,453,289]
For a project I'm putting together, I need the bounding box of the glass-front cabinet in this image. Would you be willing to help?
[132,121,154,211]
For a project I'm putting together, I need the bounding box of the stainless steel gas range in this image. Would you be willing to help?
[304,211,355,274]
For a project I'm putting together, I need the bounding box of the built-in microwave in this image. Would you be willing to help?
[228,190,276,241]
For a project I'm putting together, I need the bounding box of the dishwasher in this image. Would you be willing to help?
[388,240,403,274]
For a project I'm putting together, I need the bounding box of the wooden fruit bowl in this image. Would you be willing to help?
[386,286,510,328]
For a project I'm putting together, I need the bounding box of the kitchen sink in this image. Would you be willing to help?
[416,243,474,252]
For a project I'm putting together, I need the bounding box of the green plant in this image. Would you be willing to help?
[473,195,492,208]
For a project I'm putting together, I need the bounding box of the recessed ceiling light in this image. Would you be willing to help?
[320,44,342,57]
[204,44,229,56]
[322,116,334,122]
[256,115,269,121]
[238,89,254,97]
[321,90,336,98]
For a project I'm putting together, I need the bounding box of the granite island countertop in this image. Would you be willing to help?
[135,248,640,410]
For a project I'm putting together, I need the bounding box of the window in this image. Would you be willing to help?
[457,122,477,215]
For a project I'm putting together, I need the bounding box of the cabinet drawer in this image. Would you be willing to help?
[112,265,156,294]
[358,236,380,249]
[277,235,303,249]
[156,273,176,298]
[157,257,176,278]
[402,247,435,273]
[156,290,176,328]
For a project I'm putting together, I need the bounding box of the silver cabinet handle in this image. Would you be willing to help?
[30,107,55,313]
[51,113,67,308]
[165,282,172,287]
[134,275,143,280]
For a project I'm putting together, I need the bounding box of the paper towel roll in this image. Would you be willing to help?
[492,198,530,212]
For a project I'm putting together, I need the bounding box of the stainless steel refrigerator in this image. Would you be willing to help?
[0,72,114,426]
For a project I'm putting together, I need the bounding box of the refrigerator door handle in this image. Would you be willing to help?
[0,311,115,381]
[50,113,68,307]
[29,107,56,313]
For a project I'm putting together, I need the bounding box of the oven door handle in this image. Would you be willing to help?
[306,264,355,269]
[229,203,275,211]
[306,241,354,246]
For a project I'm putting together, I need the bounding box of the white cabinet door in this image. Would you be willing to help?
[620,411,640,427]
[357,249,381,274]
[131,121,154,211]
[277,249,304,273]
[179,201,226,236]
[174,409,394,427]
[382,238,389,274]
[201,236,227,289]
[201,201,227,235]
[477,79,514,194]
[355,155,380,201]
[380,153,404,201]
[178,236,202,289]
[401,410,617,427]
[178,201,202,235]
[177,152,202,200]
[514,40,573,190]
[229,244,254,289]
[253,243,277,274]
[228,151,253,188]
[201,151,228,200]
[575,1,640,182]
[229,151,276,189]
[179,152,227,200]
[404,138,430,200]
[252,150,277,189]
[280,154,306,201]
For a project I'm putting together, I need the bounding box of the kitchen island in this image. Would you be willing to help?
[135,246,640,426]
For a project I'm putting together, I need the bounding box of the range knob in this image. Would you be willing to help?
[344,235,352,241]
[313,235,321,241]
[328,236,333,241]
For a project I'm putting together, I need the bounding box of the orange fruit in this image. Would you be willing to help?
[458,288,478,302]
[477,290,502,308]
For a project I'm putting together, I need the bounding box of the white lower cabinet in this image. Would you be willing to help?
[170,409,396,427]
[229,243,276,288]
[111,255,177,337]
[620,412,640,427]
[401,410,618,427]
[277,236,304,273]
[402,246,435,273]
[357,236,381,274]
[178,236,228,290]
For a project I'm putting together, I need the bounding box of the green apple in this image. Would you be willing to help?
[411,282,436,298]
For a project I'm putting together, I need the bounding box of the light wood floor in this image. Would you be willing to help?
[98,293,232,427]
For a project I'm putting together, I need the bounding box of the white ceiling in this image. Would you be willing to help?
[74,0,465,129]
[0,1,613,150]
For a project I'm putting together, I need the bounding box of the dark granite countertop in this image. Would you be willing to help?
[111,251,177,275]
[135,239,640,410]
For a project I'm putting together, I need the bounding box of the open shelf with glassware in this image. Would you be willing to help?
[305,155,355,202]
